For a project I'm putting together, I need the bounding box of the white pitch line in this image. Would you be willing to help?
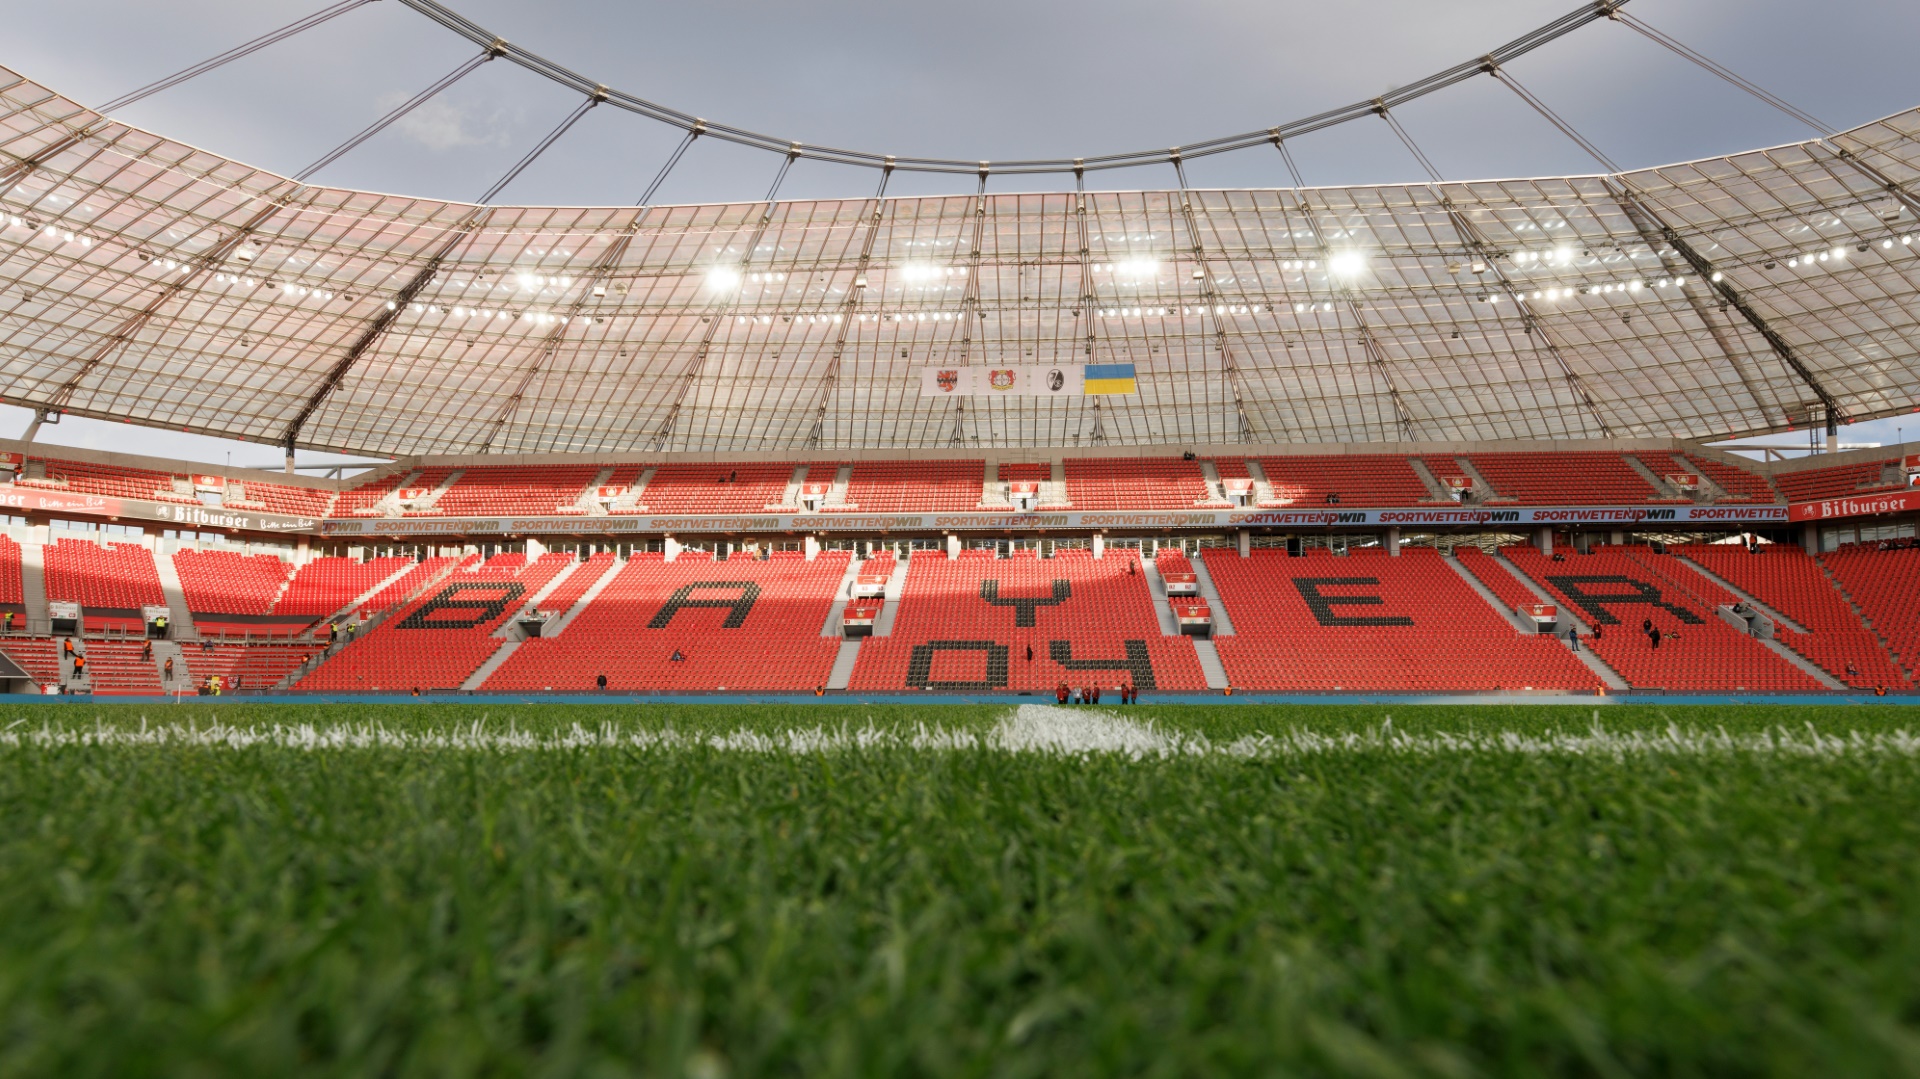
[0,709,1917,757]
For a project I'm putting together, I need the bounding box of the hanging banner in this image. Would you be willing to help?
[919,365,1121,397]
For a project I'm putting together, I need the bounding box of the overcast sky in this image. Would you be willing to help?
[3,0,1917,465]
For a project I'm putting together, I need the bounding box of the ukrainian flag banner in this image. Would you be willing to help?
[1082,363,1137,395]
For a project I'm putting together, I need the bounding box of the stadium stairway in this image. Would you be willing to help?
[459,558,589,689]
[19,541,48,627]
[1622,456,1686,500]
[1187,553,1236,635]
[821,555,865,637]
[1443,552,1537,635]
[151,639,187,692]
[827,639,861,689]
[871,556,912,636]
[1487,553,1631,691]
[1407,458,1454,502]
[152,551,200,639]
[1633,550,1846,688]
[540,557,621,637]
[570,467,616,515]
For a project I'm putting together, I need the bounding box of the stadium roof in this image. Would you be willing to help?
[1,63,1918,458]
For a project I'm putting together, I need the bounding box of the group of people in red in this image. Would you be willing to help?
[1055,681,1139,705]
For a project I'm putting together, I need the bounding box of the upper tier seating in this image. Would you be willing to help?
[1823,544,1920,685]
[1773,459,1902,503]
[332,472,410,516]
[1682,543,1908,689]
[622,464,793,514]
[274,556,414,618]
[850,548,1208,693]
[20,457,199,504]
[44,540,166,629]
[298,553,572,691]
[228,479,337,518]
[173,549,291,616]
[1256,455,1434,506]
[1682,454,1777,502]
[1064,458,1210,509]
[1502,545,1820,692]
[1467,453,1672,505]
[485,551,850,692]
[0,535,22,609]
[421,466,601,517]
[1202,547,1595,692]
[844,461,983,512]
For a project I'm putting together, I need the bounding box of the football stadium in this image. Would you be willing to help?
[4,0,1920,1071]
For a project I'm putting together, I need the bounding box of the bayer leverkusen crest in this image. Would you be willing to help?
[988,369,1016,391]
[936,369,959,392]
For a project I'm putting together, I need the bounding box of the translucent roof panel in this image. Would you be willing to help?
[1,65,1917,456]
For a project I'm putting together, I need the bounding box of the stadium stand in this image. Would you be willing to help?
[1684,454,1777,502]
[1064,457,1211,509]
[44,540,166,630]
[274,556,410,619]
[355,556,465,619]
[484,550,850,692]
[621,463,793,513]
[18,457,198,504]
[844,460,983,512]
[1201,547,1595,692]
[226,478,337,518]
[1822,544,1920,685]
[0,535,22,614]
[1466,453,1671,505]
[173,549,292,617]
[297,552,572,691]
[420,465,601,517]
[1256,455,1434,506]
[0,638,61,689]
[1773,458,1902,503]
[1502,545,1820,691]
[1454,546,1548,616]
[535,552,614,614]
[79,641,161,695]
[180,642,326,691]
[333,471,411,516]
[850,548,1208,692]
[1682,543,1908,688]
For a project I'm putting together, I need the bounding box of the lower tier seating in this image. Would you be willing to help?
[1203,547,1596,692]
[179,642,326,691]
[1683,544,1909,689]
[1823,545,1920,685]
[849,548,1208,693]
[1503,546,1820,692]
[485,551,850,692]
[297,553,572,692]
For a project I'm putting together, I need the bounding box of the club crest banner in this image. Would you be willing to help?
[919,365,1123,397]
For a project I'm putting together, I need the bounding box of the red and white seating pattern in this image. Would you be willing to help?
[1203,547,1595,692]
[1064,458,1211,509]
[850,548,1208,692]
[485,551,849,692]
[1683,543,1908,689]
[1823,545,1920,686]
[44,540,166,630]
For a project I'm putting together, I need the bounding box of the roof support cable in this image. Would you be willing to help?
[949,166,992,445]
[1376,104,1614,437]
[481,126,706,452]
[805,161,894,449]
[649,146,800,450]
[295,48,497,182]
[384,0,1625,176]
[1608,10,1831,136]
[1492,67,1781,426]
[475,92,602,205]
[1171,153,1256,443]
[1273,137,1419,442]
[634,125,701,207]
[98,0,378,115]
[283,91,604,454]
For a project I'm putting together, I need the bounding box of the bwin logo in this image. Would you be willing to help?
[1335,512,1367,524]
[1488,511,1520,523]
[1645,509,1676,520]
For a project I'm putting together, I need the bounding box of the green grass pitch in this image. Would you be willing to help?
[3,702,1920,1075]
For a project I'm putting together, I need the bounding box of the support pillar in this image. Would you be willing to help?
[1610,529,1625,546]
[1535,526,1553,557]
[524,536,544,560]
[1386,526,1401,556]
[1238,529,1250,557]
[1802,521,1819,555]
[804,535,819,562]
[1092,533,1104,560]
[663,536,680,562]
[947,534,960,560]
